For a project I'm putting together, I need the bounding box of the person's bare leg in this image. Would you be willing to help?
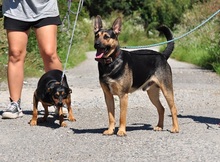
[35,25,62,71]
[7,30,29,102]
[2,30,29,119]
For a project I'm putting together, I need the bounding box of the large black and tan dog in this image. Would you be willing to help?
[94,15,179,136]
[29,69,76,127]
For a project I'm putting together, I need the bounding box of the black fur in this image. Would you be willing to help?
[93,16,179,136]
[35,69,70,106]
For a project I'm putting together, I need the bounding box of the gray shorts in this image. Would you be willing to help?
[4,16,62,31]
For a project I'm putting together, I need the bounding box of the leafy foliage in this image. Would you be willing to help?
[0,0,219,82]
[84,0,205,31]
[172,0,220,74]
[0,0,89,81]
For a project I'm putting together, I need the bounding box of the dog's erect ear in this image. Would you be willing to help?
[94,15,102,33]
[112,17,122,35]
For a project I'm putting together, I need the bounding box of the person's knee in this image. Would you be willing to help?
[44,53,60,63]
[8,49,26,63]
[41,48,57,60]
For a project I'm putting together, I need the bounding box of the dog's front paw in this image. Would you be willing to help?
[68,116,76,122]
[103,129,114,135]
[170,127,179,133]
[61,122,67,127]
[117,130,127,137]
[29,120,37,126]
[153,126,163,131]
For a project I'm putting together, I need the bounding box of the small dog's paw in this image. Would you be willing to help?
[61,122,67,127]
[103,129,114,135]
[29,120,37,126]
[68,116,76,122]
[153,126,163,131]
[117,130,127,137]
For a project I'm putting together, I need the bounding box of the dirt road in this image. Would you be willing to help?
[0,50,220,162]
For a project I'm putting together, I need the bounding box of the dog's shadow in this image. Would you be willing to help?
[71,123,152,134]
[177,114,220,125]
[23,110,63,129]
[35,116,61,129]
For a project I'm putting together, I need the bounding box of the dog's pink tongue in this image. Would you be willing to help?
[96,49,104,58]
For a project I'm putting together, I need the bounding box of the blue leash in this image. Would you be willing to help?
[121,9,220,49]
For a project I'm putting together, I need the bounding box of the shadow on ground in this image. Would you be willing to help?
[177,114,220,126]
[71,123,153,134]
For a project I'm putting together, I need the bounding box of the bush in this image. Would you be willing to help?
[172,0,220,74]
[84,0,203,31]
[0,0,90,81]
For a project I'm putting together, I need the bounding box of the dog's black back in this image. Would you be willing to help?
[93,16,179,135]
[98,49,170,91]
[35,69,69,104]
[125,50,170,89]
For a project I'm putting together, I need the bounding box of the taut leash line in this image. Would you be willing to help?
[60,0,84,84]
[121,9,220,49]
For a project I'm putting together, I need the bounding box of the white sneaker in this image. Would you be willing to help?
[2,98,23,119]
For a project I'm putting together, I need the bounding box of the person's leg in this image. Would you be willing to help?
[34,25,62,72]
[2,30,29,119]
[35,25,67,115]
[7,30,29,101]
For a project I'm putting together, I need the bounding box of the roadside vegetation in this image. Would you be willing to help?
[172,0,220,74]
[0,0,219,83]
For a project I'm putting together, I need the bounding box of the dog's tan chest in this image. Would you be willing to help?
[106,65,133,96]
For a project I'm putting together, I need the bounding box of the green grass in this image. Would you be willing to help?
[171,0,220,74]
[1,0,220,83]
[0,17,92,82]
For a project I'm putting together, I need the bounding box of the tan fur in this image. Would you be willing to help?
[29,91,76,127]
[94,16,179,136]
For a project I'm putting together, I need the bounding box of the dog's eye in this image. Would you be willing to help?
[54,94,59,99]
[104,34,110,39]
[95,33,99,39]
[62,94,67,98]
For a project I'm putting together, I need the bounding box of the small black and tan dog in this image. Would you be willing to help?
[94,15,179,136]
[29,69,76,127]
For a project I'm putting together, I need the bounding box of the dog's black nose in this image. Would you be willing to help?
[94,39,102,49]
[57,102,63,107]
[94,42,100,49]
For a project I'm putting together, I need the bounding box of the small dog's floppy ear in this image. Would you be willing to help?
[55,81,60,85]
[112,17,122,35]
[47,82,60,93]
[94,15,102,32]
[47,87,51,93]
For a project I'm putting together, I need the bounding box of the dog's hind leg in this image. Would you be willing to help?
[58,107,67,127]
[41,103,49,123]
[160,82,179,133]
[66,97,76,122]
[30,93,38,126]
[147,84,165,131]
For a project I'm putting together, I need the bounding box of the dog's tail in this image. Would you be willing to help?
[157,25,174,60]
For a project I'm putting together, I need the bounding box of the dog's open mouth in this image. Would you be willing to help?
[95,48,105,59]
[95,47,110,59]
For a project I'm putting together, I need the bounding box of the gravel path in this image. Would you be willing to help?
[0,50,220,162]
